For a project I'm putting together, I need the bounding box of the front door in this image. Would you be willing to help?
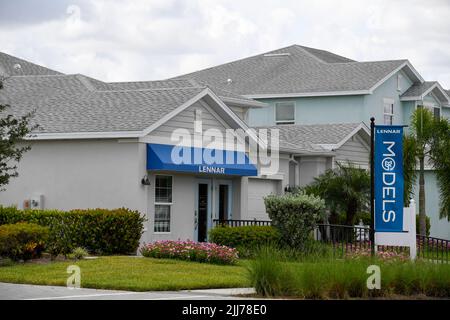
[195,180,211,242]
[216,180,232,222]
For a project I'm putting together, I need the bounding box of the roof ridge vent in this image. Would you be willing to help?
[263,53,291,57]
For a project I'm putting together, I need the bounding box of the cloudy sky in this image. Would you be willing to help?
[1,0,449,88]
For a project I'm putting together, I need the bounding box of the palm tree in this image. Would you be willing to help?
[303,162,370,225]
[429,117,450,221]
[405,107,438,235]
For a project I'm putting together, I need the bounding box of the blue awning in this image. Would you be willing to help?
[147,143,257,176]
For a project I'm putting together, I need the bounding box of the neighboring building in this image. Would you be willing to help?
[0,52,369,243]
[173,44,450,239]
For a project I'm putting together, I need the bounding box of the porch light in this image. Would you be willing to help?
[141,175,150,186]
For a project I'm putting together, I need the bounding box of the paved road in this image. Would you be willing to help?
[0,282,256,300]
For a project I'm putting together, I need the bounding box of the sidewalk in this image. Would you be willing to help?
[0,282,256,300]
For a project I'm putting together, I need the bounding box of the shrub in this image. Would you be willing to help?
[264,193,326,250]
[140,240,238,265]
[0,207,145,255]
[0,222,49,261]
[209,226,280,249]
[67,247,89,260]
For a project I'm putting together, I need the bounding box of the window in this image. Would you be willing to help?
[422,103,441,120]
[275,102,295,124]
[154,175,172,232]
[383,99,394,125]
[433,107,441,119]
[397,74,402,92]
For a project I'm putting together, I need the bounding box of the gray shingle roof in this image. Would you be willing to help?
[172,44,407,96]
[401,81,436,98]
[254,123,367,153]
[0,52,62,76]
[108,79,264,106]
[0,74,205,133]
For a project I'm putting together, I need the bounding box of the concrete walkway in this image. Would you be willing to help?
[0,282,256,300]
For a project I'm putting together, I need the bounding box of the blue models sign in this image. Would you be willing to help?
[374,125,404,232]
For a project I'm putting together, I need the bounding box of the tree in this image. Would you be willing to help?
[0,77,35,190]
[402,134,417,207]
[428,117,450,221]
[301,162,370,225]
[403,107,435,235]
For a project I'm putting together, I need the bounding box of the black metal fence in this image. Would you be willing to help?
[212,219,449,262]
[417,234,450,263]
[212,219,272,227]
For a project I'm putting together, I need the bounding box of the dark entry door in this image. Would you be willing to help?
[197,183,209,242]
[218,184,229,221]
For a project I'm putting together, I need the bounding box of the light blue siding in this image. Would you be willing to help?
[249,70,415,127]
[362,71,412,126]
[442,107,450,120]
[246,69,449,239]
[248,95,365,126]
[402,101,416,126]
[413,171,450,239]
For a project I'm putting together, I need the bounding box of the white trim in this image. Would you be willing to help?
[333,123,370,150]
[400,82,450,106]
[154,174,173,233]
[141,89,209,137]
[26,131,142,140]
[220,96,266,108]
[383,98,395,125]
[369,61,424,94]
[243,90,371,99]
[203,88,264,148]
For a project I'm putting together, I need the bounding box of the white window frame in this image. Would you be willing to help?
[275,101,296,125]
[397,73,402,92]
[154,175,173,233]
[383,98,394,125]
[422,101,441,120]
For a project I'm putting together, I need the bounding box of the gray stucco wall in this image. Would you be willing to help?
[0,139,146,213]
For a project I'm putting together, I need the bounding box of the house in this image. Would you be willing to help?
[0,51,370,243]
[173,44,450,239]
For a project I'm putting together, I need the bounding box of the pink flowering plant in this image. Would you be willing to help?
[140,240,239,265]
[345,247,409,262]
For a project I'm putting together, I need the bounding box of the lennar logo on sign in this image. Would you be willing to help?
[374,126,404,232]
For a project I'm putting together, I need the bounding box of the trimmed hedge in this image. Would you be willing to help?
[264,193,326,250]
[209,226,280,249]
[0,222,49,261]
[0,207,145,255]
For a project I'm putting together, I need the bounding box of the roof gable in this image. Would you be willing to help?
[255,122,369,154]
[172,45,415,98]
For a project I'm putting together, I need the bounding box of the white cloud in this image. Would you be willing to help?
[0,0,449,87]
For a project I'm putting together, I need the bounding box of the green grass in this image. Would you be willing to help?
[0,256,250,291]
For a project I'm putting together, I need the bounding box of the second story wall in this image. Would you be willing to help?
[248,95,365,126]
[363,70,413,126]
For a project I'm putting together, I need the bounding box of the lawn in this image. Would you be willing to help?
[0,256,250,291]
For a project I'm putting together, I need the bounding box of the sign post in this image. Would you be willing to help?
[370,118,375,256]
